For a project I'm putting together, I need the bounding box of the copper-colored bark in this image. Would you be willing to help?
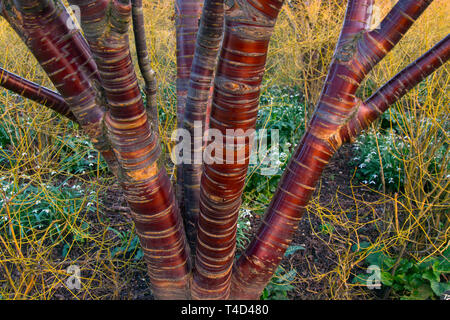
[3,0,118,174]
[192,0,284,300]
[182,0,225,252]
[230,0,442,299]
[0,67,76,122]
[175,0,203,210]
[1,0,447,301]
[68,0,192,299]
[131,0,158,130]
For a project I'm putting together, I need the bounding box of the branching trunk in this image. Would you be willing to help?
[192,0,285,300]
[67,0,192,299]
[1,0,119,174]
[0,0,447,300]
[230,0,445,299]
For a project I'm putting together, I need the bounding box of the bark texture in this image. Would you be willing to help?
[192,0,284,300]
[0,0,447,301]
[230,0,439,299]
[0,67,76,122]
[175,0,203,211]
[182,0,225,252]
[68,0,192,299]
[131,0,158,129]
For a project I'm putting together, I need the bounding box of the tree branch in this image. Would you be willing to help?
[230,0,438,300]
[357,0,433,73]
[193,0,285,300]
[181,0,225,255]
[4,0,118,173]
[0,67,77,122]
[341,34,450,143]
[131,0,158,130]
[69,0,192,300]
[175,0,204,212]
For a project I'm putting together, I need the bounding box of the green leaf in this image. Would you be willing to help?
[284,245,305,257]
[435,258,450,274]
[430,281,450,297]
[351,241,370,253]
[406,284,434,300]
[366,251,382,266]
[422,269,440,283]
[352,273,371,285]
[381,271,393,286]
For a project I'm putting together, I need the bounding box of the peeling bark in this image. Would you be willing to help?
[68,0,192,300]
[192,0,284,300]
[182,0,225,253]
[175,0,203,213]
[0,0,446,301]
[230,0,441,299]
[0,67,77,122]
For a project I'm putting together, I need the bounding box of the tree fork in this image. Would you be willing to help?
[69,0,192,299]
[230,0,442,299]
[341,34,450,143]
[3,0,119,175]
[192,0,284,300]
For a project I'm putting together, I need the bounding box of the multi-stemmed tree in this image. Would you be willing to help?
[0,0,448,299]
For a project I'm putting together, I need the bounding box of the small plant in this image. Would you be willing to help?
[350,131,408,192]
[109,228,144,262]
[0,178,96,243]
[260,245,304,300]
[236,208,252,251]
[57,135,108,175]
[352,242,450,300]
[319,222,334,235]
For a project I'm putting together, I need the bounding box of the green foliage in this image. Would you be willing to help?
[0,178,96,244]
[350,131,408,192]
[236,208,252,251]
[319,222,334,235]
[244,86,305,214]
[109,228,144,262]
[261,245,304,300]
[352,242,450,299]
[351,104,449,193]
[261,266,297,300]
[57,135,108,175]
